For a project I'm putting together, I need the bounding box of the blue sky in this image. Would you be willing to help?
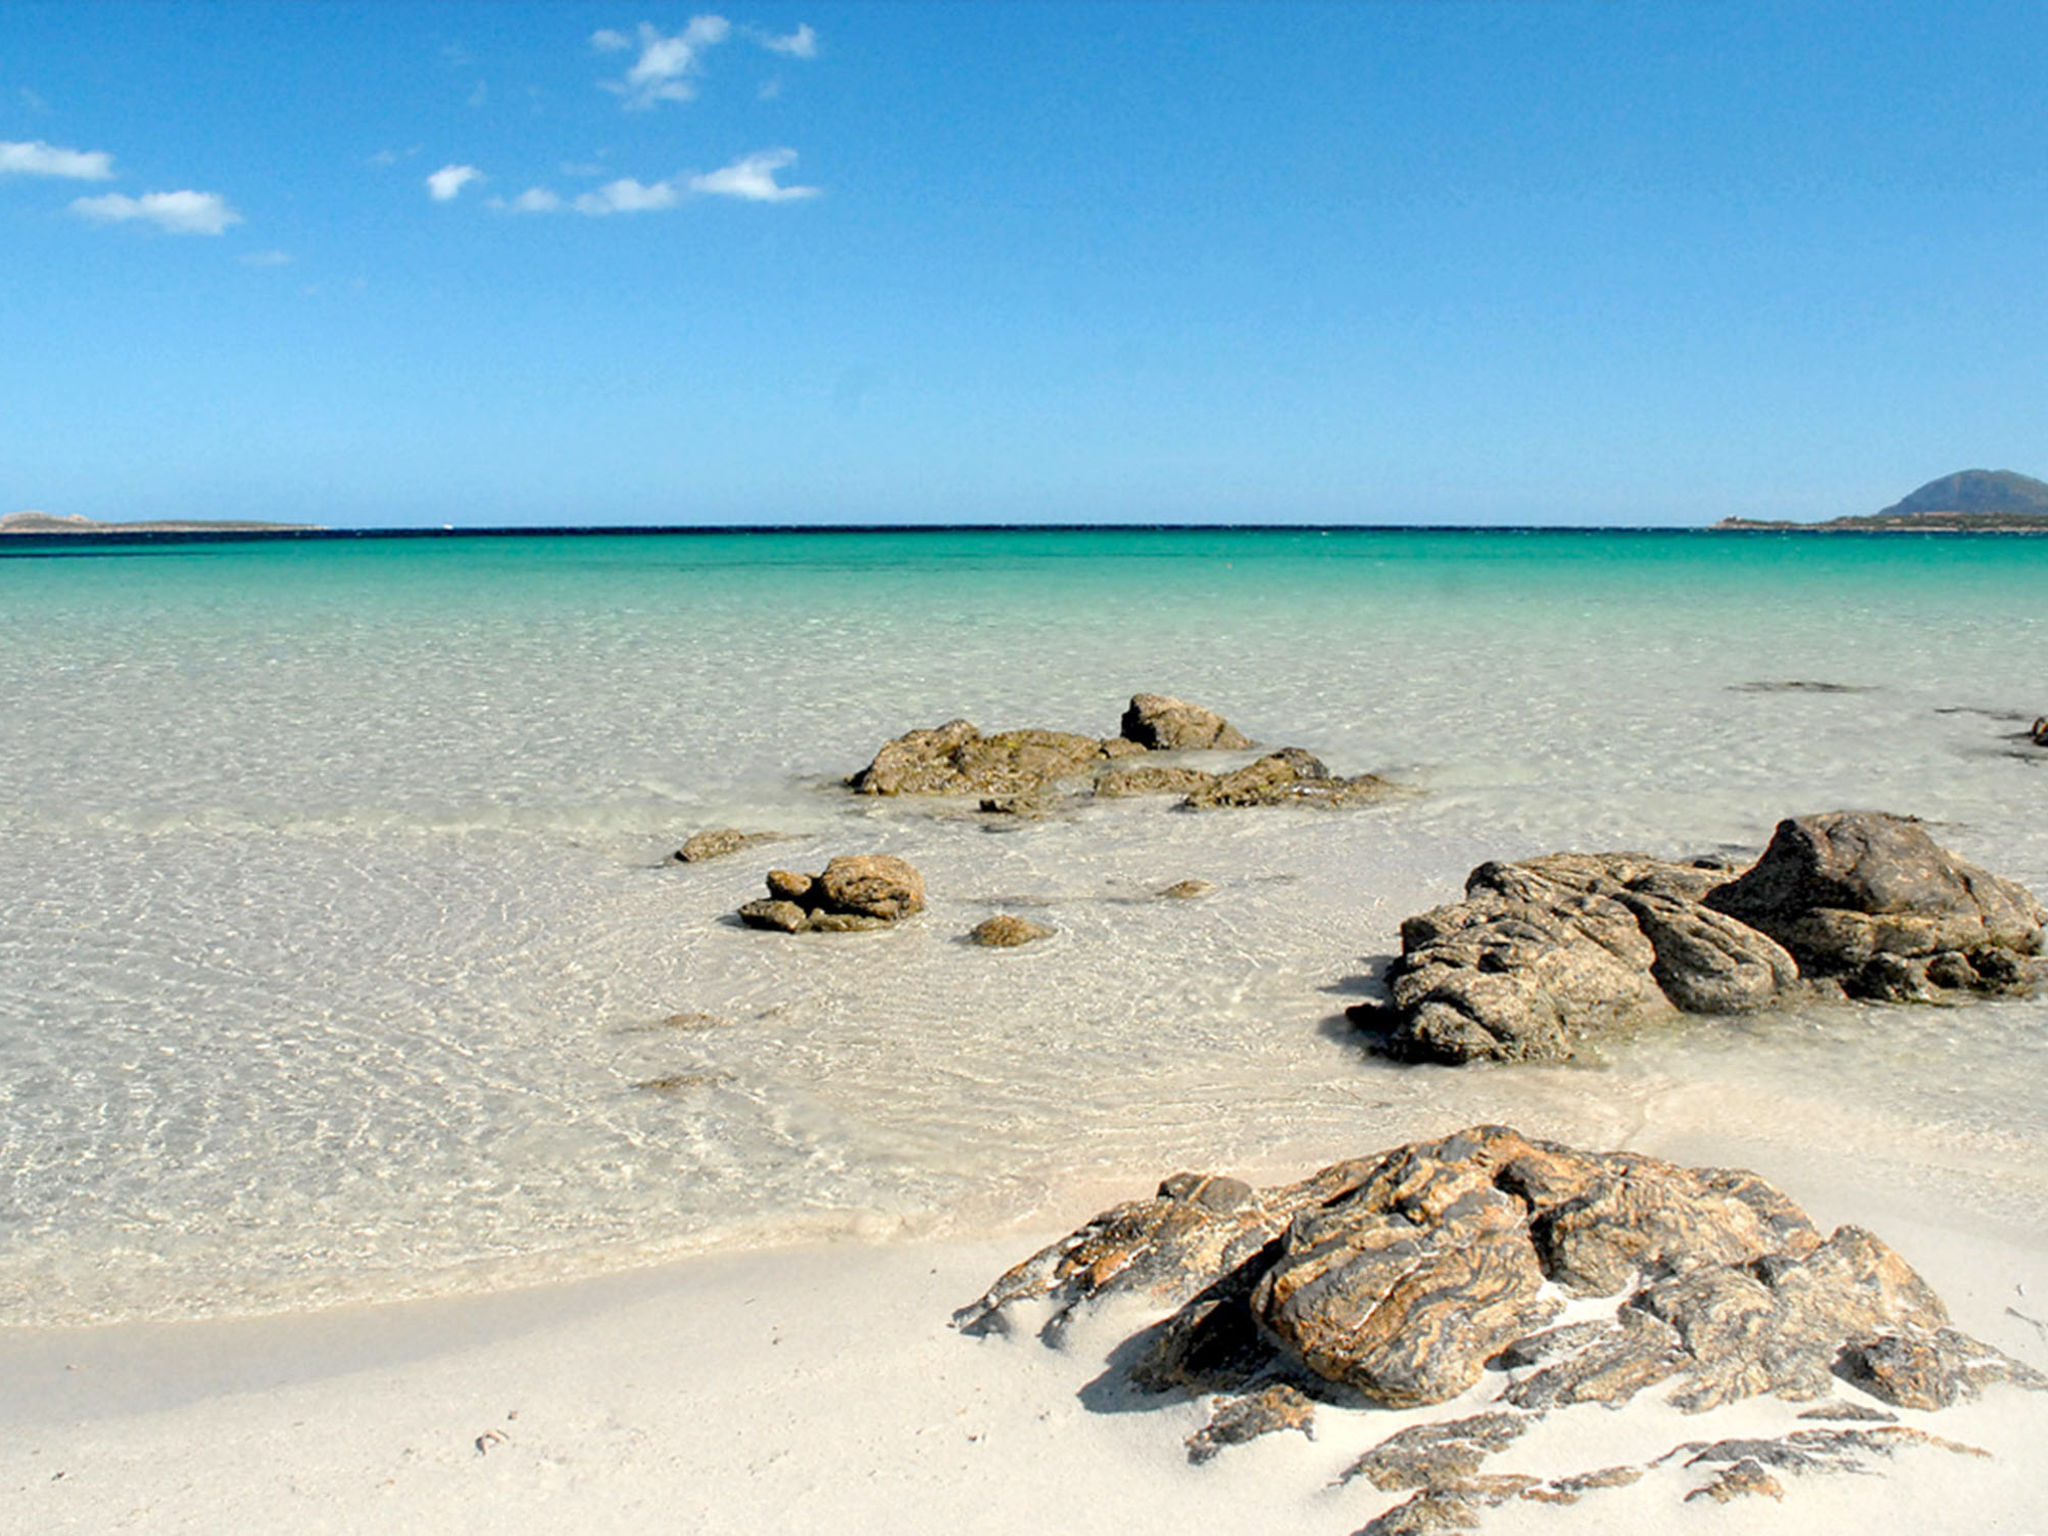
[4,2,2046,528]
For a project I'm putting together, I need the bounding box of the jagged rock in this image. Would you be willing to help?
[1708,811,2044,979]
[964,1126,2044,1425]
[1180,748,1397,809]
[1340,1411,1535,1491]
[673,828,777,863]
[1672,1424,1989,1476]
[967,914,1054,947]
[953,1163,1368,1338]
[1094,764,1220,798]
[1119,693,1253,751]
[1251,1134,1560,1406]
[1685,1457,1784,1503]
[1182,1383,1315,1464]
[1365,815,2042,1065]
[848,720,1112,797]
[737,855,924,934]
[1838,1326,2048,1410]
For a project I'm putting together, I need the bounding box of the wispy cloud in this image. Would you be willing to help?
[19,88,49,114]
[595,17,732,110]
[426,163,483,201]
[690,148,817,202]
[494,187,565,214]
[1,138,115,180]
[491,149,818,217]
[241,249,293,267]
[756,23,817,59]
[70,189,242,235]
[575,176,681,214]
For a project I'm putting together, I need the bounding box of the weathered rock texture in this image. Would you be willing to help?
[1355,813,2042,1064]
[1120,693,1253,751]
[672,828,778,863]
[961,1126,2040,1526]
[737,854,924,933]
[966,914,1055,947]
[846,696,1397,809]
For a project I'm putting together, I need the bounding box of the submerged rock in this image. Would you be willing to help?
[848,720,1113,798]
[672,828,778,863]
[1179,748,1399,810]
[737,854,924,934]
[966,914,1055,947]
[1359,813,2042,1065]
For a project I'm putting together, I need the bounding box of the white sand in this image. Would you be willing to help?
[5,1167,2045,1536]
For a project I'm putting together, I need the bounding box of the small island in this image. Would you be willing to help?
[1715,469,2048,531]
[0,510,320,535]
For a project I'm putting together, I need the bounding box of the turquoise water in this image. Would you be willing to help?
[4,528,2046,1323]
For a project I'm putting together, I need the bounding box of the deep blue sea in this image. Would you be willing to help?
[4,527,2046,1323]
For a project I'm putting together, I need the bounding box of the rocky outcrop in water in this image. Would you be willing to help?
[737,854,925,933]
[958,1125,2045,1528]
[1351,812,2042,1064]
[846,695,1398,809]
[1119,692,1253,751]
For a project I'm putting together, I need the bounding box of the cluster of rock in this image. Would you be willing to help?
[736,855,926,933]
[847,694,1395,811]
[958,1125,2044,1527]
[1349,811,2043,1064]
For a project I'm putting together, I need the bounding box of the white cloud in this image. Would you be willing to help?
[758,23,817,58]
[493,187,565,214]
[590,28,632,51]
[0,138,115,180]
[70,189,242,235]
[600,17,731,110]
[574,176,681,214]
[689,147,817,202]
[241,249,293,267]
[427,163,483,201]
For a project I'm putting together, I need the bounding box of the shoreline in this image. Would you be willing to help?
[5,1126,2045,1534]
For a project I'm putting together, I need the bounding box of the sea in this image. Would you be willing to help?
[3,527,2046,1328]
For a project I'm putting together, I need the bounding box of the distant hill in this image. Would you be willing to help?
[0,510,319,534]
[1714,469,2048,531]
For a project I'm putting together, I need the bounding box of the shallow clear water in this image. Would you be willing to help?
[3,528,2046,1323]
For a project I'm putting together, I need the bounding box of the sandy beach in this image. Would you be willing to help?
[6,1131,2045,1535]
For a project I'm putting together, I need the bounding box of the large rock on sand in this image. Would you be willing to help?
[958,1125,2045,1418]
[738,854,924,933]
[1361,813,2041,1065]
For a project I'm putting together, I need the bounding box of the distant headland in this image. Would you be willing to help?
[0,510,320,535]
[1714,469,2048,531]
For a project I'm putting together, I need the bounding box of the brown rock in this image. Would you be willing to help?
[737,898,809,933]
[1119,693,1253,751]
[1340,1410,1534,1491]
[736,854,925,933]
[1094,764,1219,798]
[765,869,814,902]
[1179,747,1396,809]
[848,719,1108,797]
[1159,878,1216,900]
[1182,1383,1315,1464]
[674,828,773,863]
[1685,1456,1784,1503]
[968,914,1055,947]
[816,855,925,919]
[1708,811,2045,977]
